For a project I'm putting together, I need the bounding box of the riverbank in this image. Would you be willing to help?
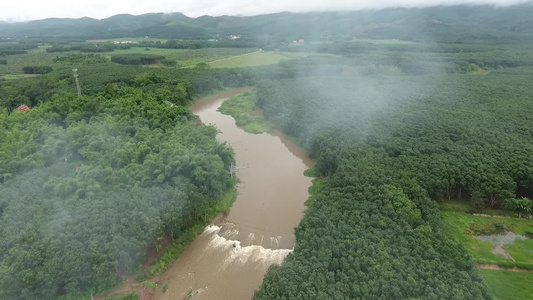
[218,90,274,134]
[100,87,314,300]
[97,189,237,300]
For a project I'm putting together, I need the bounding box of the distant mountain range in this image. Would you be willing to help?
[0,4,532,42]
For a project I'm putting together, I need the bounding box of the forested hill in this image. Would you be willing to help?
[1,4,533,42]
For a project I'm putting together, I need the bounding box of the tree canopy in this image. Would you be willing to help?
[0,81,234,299]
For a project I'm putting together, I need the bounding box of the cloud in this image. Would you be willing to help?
[1,0,531,22]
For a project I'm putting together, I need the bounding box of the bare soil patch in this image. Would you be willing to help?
[477,264,533,273]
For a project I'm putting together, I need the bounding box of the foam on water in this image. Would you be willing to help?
[203,225,293,269]
[247,233,255,244]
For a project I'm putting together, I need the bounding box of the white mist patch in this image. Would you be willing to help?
[204,225,293,269]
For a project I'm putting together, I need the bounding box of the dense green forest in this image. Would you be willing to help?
[255,147,491,299]
[0,63,256,111]
[250,14,533,299]
[252,74,533,298]
[255,73,533,208]
[0,70,240,298]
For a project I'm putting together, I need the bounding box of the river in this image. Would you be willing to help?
[149,87,312,300]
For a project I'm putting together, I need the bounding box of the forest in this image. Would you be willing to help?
[0,69,242,299]
[252,32,533,299]
[255,72,533,208]
[255,146,491,299]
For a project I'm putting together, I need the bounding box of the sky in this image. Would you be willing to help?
[1,0,531,22]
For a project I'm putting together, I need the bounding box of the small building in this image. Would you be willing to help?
[17,105,30,112]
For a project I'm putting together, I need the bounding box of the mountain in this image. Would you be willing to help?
[0,4,531,42]
[0,13,191,38]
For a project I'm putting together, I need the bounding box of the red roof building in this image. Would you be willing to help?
[17,105,30,112]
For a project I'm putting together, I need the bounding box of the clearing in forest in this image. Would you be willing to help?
[208,51,307,68]
[441,202,533,300]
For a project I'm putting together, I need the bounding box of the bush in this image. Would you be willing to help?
[0,50,26,55]
[46,44,83,53]
[111,54,165,65]
[22,65,53,74]
[104,291,139,300]
[161,58,177,67]
[503,197,533,214]
[53,53,108,64]
[0,59,6,65]
[80,43,114,53]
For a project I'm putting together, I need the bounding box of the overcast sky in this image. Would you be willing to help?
[1,0,531,22]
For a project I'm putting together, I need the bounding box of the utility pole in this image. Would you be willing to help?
[72,69,82,97]
[229,163,244,178]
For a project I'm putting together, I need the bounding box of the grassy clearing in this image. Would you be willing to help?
[0,48,77,74]
[1,74,41,80]
[208,51,307,68]
[134,188,237,282]
[479,269,533,300]
[442,201,533,299]
[105,47,257,67]
[349,38,416,45]
[442,210,533,268]
[218,90,274,134]
[87,38,168,43]
[0,47,258,75]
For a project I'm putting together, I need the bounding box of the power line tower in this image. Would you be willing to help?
[72,69,82,97]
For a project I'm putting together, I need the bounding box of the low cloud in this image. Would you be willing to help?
[1,0,531,22]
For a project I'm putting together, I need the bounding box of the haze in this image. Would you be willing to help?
[2,0,531,22]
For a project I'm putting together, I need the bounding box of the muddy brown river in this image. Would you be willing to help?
[150,87,313,300]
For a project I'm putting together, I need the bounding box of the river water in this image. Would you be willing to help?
[153,87,313,300]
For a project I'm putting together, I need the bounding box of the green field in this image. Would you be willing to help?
[442,210,533,268]
[479,269,533,300]
[105,47,258,67]
[0,47,259,75]
[0,74,41,80]
[208,51,307,68]
[0,47,76,74]
[441,203,533,299]
[87,37,168,43]
[349,38,416,45]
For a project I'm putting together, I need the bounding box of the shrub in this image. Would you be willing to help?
[111,54,165,65]
[22,65,53,74]
[161,58,177,67]
[503,197,533,214]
